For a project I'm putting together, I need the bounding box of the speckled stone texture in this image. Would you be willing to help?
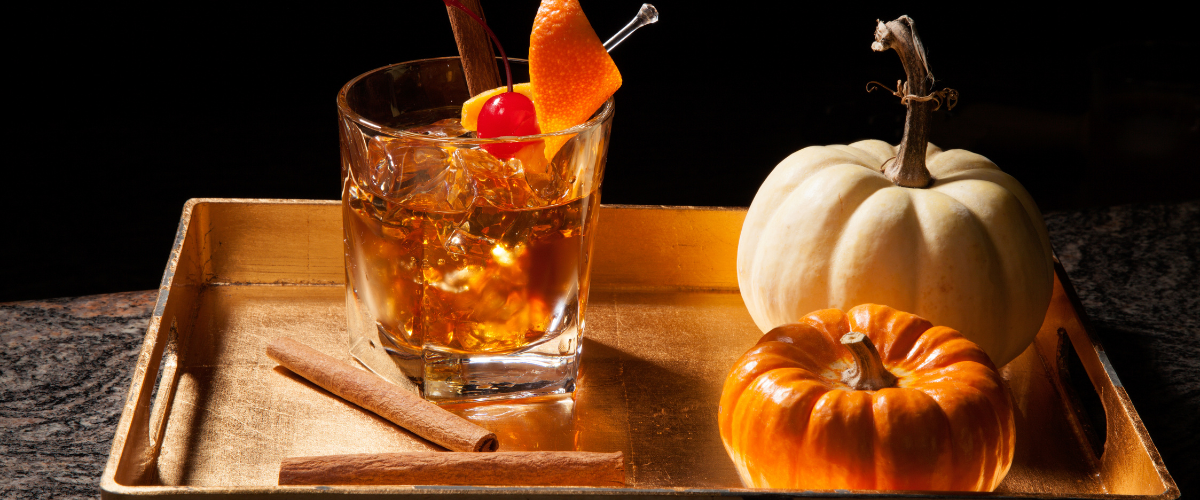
[0,290,156,500]
[1046,200,1199,499]
[0,202,1196,499]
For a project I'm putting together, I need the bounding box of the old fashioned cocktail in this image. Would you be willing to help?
[338,57,612,401]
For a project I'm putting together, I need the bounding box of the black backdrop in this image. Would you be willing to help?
[4,1,1197,302]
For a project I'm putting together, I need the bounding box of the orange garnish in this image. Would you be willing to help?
[460,83,534,132]
[529,0,621,158]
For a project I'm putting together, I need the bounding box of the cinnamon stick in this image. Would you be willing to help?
[445,0,501,96]
[279,451,626,487]
[266,337,498,453]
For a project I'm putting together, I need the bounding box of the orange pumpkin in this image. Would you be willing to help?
[719,304,1014,491]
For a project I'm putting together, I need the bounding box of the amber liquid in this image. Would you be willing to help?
[343,167,600,355]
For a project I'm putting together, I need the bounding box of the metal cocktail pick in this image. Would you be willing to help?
[603,4,659,52]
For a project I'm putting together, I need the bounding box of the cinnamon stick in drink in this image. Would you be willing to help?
[266,337,498,453]
[445,0,501,96]
[279,451,625,487]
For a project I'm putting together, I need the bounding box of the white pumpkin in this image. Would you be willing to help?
[737,139,1053,367]
[737,16,1055,367]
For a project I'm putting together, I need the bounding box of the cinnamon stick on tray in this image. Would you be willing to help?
[279,451,626,487]
[266,337,498,453]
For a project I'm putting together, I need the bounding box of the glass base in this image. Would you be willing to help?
[423,333,581,402]
[346,288,582,403]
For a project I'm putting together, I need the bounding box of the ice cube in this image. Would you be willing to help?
[445,204,518,254]
[497,211,538,249]
[444,227,493,257]
[525,139,579,205]
[435,264,487,293]
[454,148,542,209]
[366,136,404,195]
[366,136,475,212]
[532,129,606,205]
[454,147,504,175]
[405,118,469,138]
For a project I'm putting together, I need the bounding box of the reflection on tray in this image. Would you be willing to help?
[100,200,1178,499]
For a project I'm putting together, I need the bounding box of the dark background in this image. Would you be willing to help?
[3,1,1198,302]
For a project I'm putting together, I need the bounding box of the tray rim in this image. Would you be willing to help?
[99,198,1180,499]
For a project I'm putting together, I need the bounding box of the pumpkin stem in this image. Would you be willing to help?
[840,332,898,391]
[872,16,935,188]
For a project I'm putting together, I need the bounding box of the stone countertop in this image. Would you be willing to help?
[1,291,156,498]
[1,202,1196,499]
[1043,201,1198,499]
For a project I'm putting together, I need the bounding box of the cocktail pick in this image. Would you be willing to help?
[603,4,659,52]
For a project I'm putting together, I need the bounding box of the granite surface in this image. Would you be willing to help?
[0,201,1196,499]
[1,291,156,499]
[1044,200,1199,498]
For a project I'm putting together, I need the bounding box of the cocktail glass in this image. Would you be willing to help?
[337,57,613,402]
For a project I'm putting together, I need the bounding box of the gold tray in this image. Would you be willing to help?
[101,199,1179,499]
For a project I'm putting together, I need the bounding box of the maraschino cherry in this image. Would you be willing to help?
[443,0,540,160]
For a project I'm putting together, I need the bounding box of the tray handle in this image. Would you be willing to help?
[1047,259,1180,498]
[129,316,183,485]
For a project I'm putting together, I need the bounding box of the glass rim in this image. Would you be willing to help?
[336,56,615,144]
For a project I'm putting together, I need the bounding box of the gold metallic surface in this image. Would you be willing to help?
[590,205,746,291]
[101,199,1178,499]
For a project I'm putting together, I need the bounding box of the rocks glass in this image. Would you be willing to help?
[337,57,613,402]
